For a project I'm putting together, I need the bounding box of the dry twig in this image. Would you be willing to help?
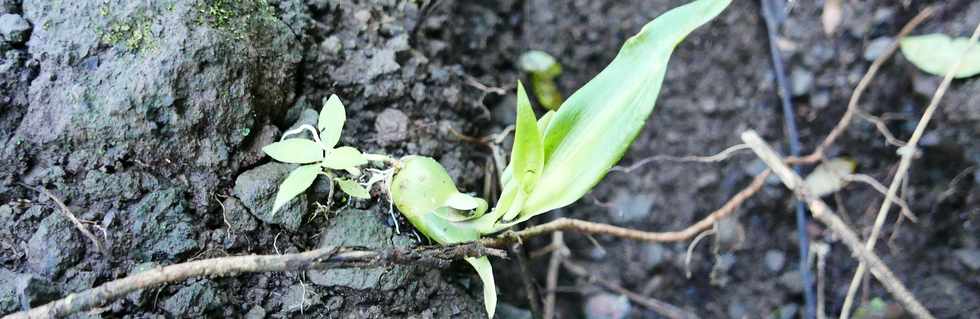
[542,231,566,319]
[742,130,934,319]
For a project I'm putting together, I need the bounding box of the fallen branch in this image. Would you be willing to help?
[3,245,505,319]
[741,130,934,319]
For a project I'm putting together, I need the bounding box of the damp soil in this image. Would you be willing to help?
[0,0,978,318]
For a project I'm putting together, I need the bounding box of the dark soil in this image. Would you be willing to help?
[1,0,977,318]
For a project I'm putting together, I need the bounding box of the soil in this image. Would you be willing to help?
[1,0,977,318]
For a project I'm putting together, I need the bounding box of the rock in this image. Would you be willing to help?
[15,0,300,208]
[0,13,29,43]
[584,293,630,319]
[27,212,84,277]
[280,284,321,313]
[232,162,308,231]
[641,244,668,269]
[778,270,804,293]
[764,250,786,272]
[609,192,654,223]
[221,196,258,233]
[244,306,266,319]
[953,249,980,271]
[496,303,532,319]
[790,67,813,97]
[128,189,198,260]
[863,37,893,62]
[0,269,59,313]
[308,210,414,290]
[162,281,221,317]
[769,303,799,319]
[374,108,409,147]
[285,108,319,141]
[912,74,941,97]
[810,90,831,109]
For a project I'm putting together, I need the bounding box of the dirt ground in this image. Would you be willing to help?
[1,0,977,318]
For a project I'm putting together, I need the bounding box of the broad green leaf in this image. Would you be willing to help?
[272,164,321,215]
[901,34,980,79]
[518,50,561,78]
[510,81,544,195]
[322,146,368,170]
[508,0,732,226]
[804,158,856,197]
[319,94,346,149]
[465,256,497,319]
[446,192,482,211]
[263,139,324,164]
[335,178,370,199]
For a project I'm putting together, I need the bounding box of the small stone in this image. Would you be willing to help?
[16,275,59,309]
[609,192,654,223]
[374,108,409,147]
[28,213,84,278]
[221,197,258,232]
[953,249,980,271]
[233,162,308,231]
[770,303,799,319]
[0,14,30,43]
[641,244,668,269]
[308,210,414,290]
[810,90,831,109]
[128,189,198,259]
[790,67,814,97]
[912,75,941,97]
[764,250,786,272]
[584,293,630,319]
[727,301,749,319]
[863,37,893,62]
[778,270,804,293]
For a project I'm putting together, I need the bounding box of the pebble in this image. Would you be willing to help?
[778,270,804,293]
[764,250,786,272]
[790,67,814,96]
[584,293,631,319]
[642,244,668,269]
[953,249,980,271]
[809,90,831,109]
[27,213,84,278]
[374,108,409,147]
[0,13,29,43]
[863,37,893,62]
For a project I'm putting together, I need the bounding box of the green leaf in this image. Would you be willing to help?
[464,256,497,319]
[510,81,544,195]
[901,34,980,79]
[510,0,732,225]
[262,139,324,164]
[272,164,321,215]
[319,94,346,149]
[322,146,368,170]
[518,50,562,78]
[335,178,370,199]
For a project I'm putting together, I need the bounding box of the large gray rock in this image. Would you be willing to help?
[12,0,300,208]
[27,212,84,278]
[128,188,198,260]
[308,210,414,290]
[0,13,29,43]
[232,162,308,231]
[0,269,58,313]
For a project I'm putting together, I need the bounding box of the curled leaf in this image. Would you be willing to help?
[901,33,980,79]
[319,94,346,149]
[262,138,324,164]
[446,192,482,211]
[272,164,321,215]
[322,146,368,170]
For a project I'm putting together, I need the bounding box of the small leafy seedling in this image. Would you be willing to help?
[390,0,733,317]
[263,95,373,216]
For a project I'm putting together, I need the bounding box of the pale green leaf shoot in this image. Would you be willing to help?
[262,139,324,164]
[272,164,321,215]
[322,146,368,170]
[335,178,370,199]
[319,94,346,149]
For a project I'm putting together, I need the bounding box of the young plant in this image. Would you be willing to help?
[263,95,374,216]
[389,0,733,317]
